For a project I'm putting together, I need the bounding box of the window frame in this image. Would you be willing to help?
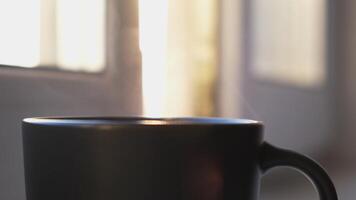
[0,1,142,200]
[0,0,142,114]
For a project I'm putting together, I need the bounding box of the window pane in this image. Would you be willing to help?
[0,0,106,72]
[0,0,40,67]
[251,0,326,87]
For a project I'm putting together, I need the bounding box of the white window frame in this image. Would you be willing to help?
[0,1,142,199]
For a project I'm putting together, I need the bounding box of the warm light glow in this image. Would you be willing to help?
[0,0,40,67]
[139,0,169,116]
[56,0,105,72]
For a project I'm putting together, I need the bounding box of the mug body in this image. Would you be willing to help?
[23,117,263,200]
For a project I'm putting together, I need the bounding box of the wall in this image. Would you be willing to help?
[335,0,356,161]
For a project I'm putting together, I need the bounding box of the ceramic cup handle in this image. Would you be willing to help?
[259,142,338,200]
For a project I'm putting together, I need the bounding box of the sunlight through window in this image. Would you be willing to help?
[139,0,217,117]
[0,0,105,72]
[0,0,40,67]
[139,0,169,117]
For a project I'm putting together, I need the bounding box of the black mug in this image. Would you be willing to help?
[22,117,337,200]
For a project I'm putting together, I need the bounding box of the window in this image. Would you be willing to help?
[0,0,106,72]
[0,1,142,200]
[251,0,326,87]
[139,0,218,116]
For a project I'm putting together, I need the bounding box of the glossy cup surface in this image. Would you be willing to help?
[23,117,264,200]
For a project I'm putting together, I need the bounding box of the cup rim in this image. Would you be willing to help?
[23,116,263,127]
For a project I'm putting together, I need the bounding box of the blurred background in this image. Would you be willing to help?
[0,0,354,199]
